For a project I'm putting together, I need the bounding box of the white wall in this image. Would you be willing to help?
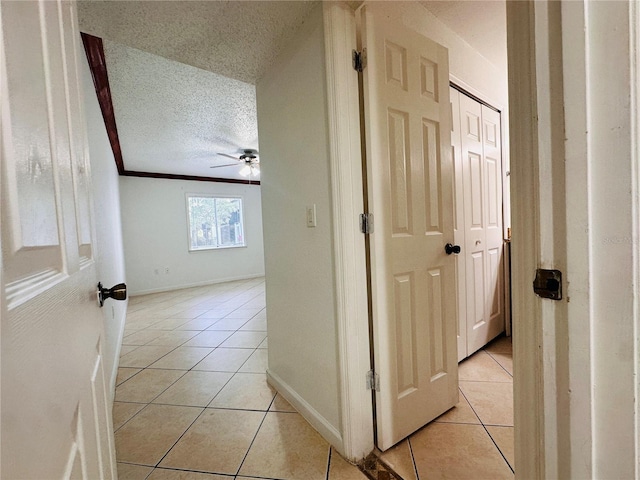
[81,53,127,393]
[256,3,342,443]
[119,177,264,295]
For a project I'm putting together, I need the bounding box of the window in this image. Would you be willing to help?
[187,195,245,250]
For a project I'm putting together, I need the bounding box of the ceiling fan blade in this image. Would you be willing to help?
[210,163,240,169]
[217,153,240,161]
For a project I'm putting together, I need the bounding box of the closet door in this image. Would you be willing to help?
[457,91,505,357]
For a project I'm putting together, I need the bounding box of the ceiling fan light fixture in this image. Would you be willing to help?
[239,164,252,177]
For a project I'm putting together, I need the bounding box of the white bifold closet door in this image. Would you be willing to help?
[451,87,505,361]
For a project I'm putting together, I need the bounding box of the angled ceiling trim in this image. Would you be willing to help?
[80,33,260,186]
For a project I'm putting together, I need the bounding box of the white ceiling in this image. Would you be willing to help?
[78,1,506,182]
[420,1,507,73]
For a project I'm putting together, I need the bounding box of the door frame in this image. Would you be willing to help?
[323,2,532,464]
[324,1,640,477]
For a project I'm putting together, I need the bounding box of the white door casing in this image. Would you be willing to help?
[1,1,116,478]
[451,88,505,360]
[359,4,458,450]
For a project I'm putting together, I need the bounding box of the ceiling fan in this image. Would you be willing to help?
[211,149,259,177]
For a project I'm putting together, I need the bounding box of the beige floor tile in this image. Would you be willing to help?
[116,367,142,386]
[153,371,233,407]
[487,426,515,471]
[485,335,513,354]
[459,381,514,426]
[147,468,230,479]
[196,310,226,319]
[328,448,368,479]
[487,351,513,376]
[170,309,210,319]
[378,440,417,480]
[193,348,254,372]
[239,349,268,373]
[146,331,200,347]
[115,404,203,466]
[458,351,513,383]
[119,345,176,368]
[239,412,330,479]
[209,373,275,410]
[120,345,140,357]
[150,318,191,330]
[410,423,513,479]
[433,390,481,424]
[173,318,218,330]
[182,330,234,348]
[113,402,146,431]
[150,347,214,370]
[224,307,262,319]
[207,317,250,331]
[116,369,186,403]
[219,331,267,349]
[159,408,264,475]
[122,329,165,346]
[117,462,154,480]
[269,393,297,413]
[239,317,267,331]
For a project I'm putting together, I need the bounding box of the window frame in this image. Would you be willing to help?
[185,193,247,252]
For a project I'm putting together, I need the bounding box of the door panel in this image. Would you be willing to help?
[360,4,458,450]
[1,1,116,478]
[451,89,467,360]
[453,91,505,358]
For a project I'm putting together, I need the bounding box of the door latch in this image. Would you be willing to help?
[533,269,562,300]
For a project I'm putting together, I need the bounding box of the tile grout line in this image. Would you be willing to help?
[325,444,333,480]
[407,437,420,480]
[233,395,276,477]
[458,384,514,474]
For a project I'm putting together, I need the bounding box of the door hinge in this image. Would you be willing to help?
[352,49,366,72]
[359,213,374,234]
[366,369,380,392]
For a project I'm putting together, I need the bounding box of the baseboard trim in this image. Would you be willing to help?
[266,369,344,454]
[129,273,265,297]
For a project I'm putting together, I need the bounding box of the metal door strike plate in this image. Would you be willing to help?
[533,269,562,300]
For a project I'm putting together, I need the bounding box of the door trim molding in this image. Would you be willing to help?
[322,1,373,462]
[506,2,545,478]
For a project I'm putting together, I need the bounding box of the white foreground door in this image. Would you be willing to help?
[359,4,459,450]
[451,88,505,360]
[1,1,117,478]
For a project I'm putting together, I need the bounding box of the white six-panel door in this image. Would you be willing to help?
[450,87,505,360]
[1,1,116,478]
[359,4,459,450]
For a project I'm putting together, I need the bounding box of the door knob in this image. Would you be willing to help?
[97,282,127,307]
[445,243,461,255]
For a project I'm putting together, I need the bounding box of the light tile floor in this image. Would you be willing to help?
[379,336,514,479]
[114,278,513,480]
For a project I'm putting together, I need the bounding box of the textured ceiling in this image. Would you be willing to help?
[78,0,318,84]
[103,40,259,179]
[78,1,505,181]
[78,1,319,181]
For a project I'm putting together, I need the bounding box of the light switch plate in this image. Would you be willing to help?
[306,205,317,227]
